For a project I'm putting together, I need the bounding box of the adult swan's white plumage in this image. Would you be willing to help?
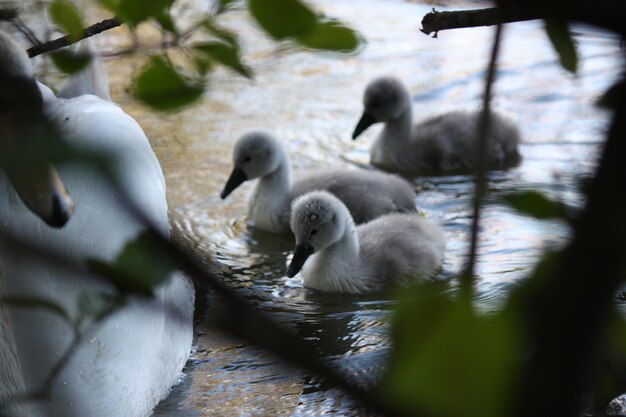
[221,131,417,233]
[0,31,194,417]
[352,76,522,175]
[287,191,445,294]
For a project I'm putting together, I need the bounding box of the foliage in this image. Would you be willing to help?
[132,56,204,111]
[386,284,522,417]
[544,18,578,74]
[502,190,569,220]
[2,1,626,416]
[41,0,360,110]
[49,0,84,41]
[88,231,179,296]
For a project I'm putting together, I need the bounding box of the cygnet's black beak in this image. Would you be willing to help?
[286,242,315,278]
[220,167,247,199]
[352,112,377,140]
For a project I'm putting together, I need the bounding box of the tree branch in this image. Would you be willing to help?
[421,6,539,36]
[463,24,504,291]
[27,17,122,58]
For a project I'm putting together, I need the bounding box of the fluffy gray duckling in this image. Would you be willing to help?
[221,131,417,233]
[287,191,445,294]
[352,76,522,175]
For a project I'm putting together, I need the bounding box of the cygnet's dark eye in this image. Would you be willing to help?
[243,156,252,162]
[310,229,317,236]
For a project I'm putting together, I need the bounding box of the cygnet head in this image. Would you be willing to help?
[1,30,75,228]
[287,191,352,277]
[220,131,285,199]
[352,76,411,139]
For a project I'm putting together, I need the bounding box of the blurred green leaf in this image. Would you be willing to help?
[76,291,121,325]
[1,296,71,323]
[51,50,91,74]
[97,0,175,26]
[193,55,212,75]
[87,231,179,296]
[155,10,177,34]
[544,18,578,74]
[249,0,317,40]
[591,308,626,408]
[297,20,359,52]
[386,286,521,417]
[203,20,238,46]
[195,42,252,78]
[503,190,568,220]
[132,56,204,111]
[217,0,238,13]
[49,0,84,41]
[596,80,625,110]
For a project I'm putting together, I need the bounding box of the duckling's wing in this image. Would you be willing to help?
[292,169,416,224]
[358,214,445,287]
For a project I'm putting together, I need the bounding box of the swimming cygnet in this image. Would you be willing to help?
[287,191,445,294]
[352,76,522,175]
[220,131,417,233]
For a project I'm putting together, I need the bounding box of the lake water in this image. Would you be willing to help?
[10,0,624,414]
[148,1,622,415]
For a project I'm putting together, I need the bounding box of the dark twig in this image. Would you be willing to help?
[463,24,504,290]
[11,16,41,46]
[421,6,539,36]
[27,17,122,58]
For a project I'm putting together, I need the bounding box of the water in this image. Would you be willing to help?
[6,0,623,415]
[142,1,622,415]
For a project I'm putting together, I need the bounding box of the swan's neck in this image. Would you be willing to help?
[382,106,413,144]
[372,107,415,169]
[247,157,291,232]
[305,220,366,293]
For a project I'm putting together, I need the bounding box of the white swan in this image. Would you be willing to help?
[221,131,417,233]
[286,191,445,294]
[352,76,522,175]
[0,31,194,417]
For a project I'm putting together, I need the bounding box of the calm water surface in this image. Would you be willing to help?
[19,0,624,414]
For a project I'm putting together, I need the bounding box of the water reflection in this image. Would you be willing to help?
[13,0,614,414]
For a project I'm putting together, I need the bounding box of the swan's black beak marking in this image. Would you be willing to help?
[46,192,74,227]
[352,112,377,140]
[287,242,314,277]
[220,167,247,199]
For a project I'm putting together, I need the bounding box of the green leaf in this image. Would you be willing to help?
[544,18,578,74]
[248,0,317,40]
[87,231,179,296]
[1,296,71,323]
[591,308,626,407]
[155,10,177,34]
[386,286,521,417]
[297,20,359,52]
[596,80,625,110]
[51,50,91,74]
[132,56,204,111]
[98,0,175,26]
[503,190,568,220]
[76,291,121,325]
[217,0,238,13]
[195,42,252,78]
[203,20,238,46]
[49,0,84,41]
